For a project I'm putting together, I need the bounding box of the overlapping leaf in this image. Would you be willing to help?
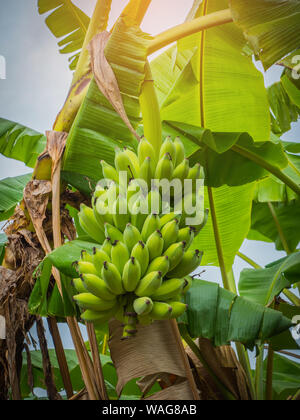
[63,17,151,179]
[38,0,90,70]
[229,0,300,70]
[239,252,300,306]
[183,279,292,350]
[0,174,32,221]
[270,303,300,351]
[0,118,46,168]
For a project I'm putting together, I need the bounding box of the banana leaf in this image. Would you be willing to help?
[63,17,151,179]
[263,353,300,400]
[229,0,300,70]
[37,0,90,70]
[270,303,300,351]
[0,233,7,265]
[0,174,32,221]
[183,279,292,350]
[151,0,270,275]
[239,252,300,306]
[0,118,46,168]
[249,200,300,253]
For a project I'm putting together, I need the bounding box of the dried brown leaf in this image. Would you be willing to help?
[109,320,192,398]
[88,32,140,141]
[145,380,194,400]
[46,131,68,177]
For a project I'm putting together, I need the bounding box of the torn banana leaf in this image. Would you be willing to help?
[0,174,32,221]
[63,17,151,180]
[182,279,292,350]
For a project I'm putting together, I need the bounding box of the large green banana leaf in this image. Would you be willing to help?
[270,303,300,351]
[0,118,46,168]
[249,200,300,253]
[229,0,300,70]
[0,174,32,221]
[239,252,300,306]
[151,0,270,276]
[263,353,300,400]
[63,17,151,180]
[183,279,292,350]
[38,0,90,70]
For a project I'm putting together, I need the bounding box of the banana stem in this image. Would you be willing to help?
[148,9,233,55]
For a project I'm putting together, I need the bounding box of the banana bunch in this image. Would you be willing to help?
[76,136,207,338]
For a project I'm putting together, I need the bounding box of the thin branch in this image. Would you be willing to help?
[268,202,291,255]
[148,9,233,55]
[282,289,300,306]
[237,252,262,269]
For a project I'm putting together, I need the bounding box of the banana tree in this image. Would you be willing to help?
[0,0,299,401]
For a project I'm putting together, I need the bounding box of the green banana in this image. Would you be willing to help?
[79,204,105,243]
[92,247,111,273]
[101,237,112,256]
[77,261,98,276]
[141,214,160,243]
[172,158,189,181]
[101,261,124,295]
[159,137,176,164]
[182,276,193,295]
[168,301,188,319]
[81,273,116,301]
[112,195,130,232]
[135,271,162,297]
[130,199,148,232]
[177,226,195,250]
[161,219,179,251]
[146,230,164,261]
[101,160,119,183]
[133,297,153,316]
[147,188,162,215]
[139,157,153,188]
[80,250,94,263]
[187,163,201,180]
[164,242,185,271]
[146,255,170,278]
[104,223,123,242]
[151,278,185,301]
[115,148,138,179]
[93,184,107,199]
[95,198,114,226]
[111,240,129,274]
[73,277,87,294]
[123,223,142,253]
[149,302,173,320]
[122,257,141,292]
[123,147,140,177]
[74,293,116,311]
[167,250,203,278]
[174,137,185,167]
[194,208,209,236]
[131,241,149,277]
[81,306,117,323]
[159,212,181,228]
[155,153,173,181]
[138,137,157,167]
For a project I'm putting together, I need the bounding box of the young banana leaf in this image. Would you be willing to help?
[229,0,300,70]
[63,17,151,180]
[183,279,292,350]
[0,174,32,221]
[0,118,46,168]
[239,252,300,306]
[37,0,90,70]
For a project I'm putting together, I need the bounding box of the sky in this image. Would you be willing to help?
[0,1,299,353]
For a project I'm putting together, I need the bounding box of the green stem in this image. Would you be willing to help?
[148,9,233,55]
[139,61,162,155]
[255,346,265,401]
[237,252,262,269]
[232,144,300,197]
[283,288,300,306]
[235,344,256,400]
[181,326,236,400]
[292,388,300,400]
[207,186,230,291]
[267,202,291,254]
[265,346,274,401]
